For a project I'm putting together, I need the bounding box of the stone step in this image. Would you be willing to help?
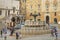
[21,30,50,35]
[15,30,51,38]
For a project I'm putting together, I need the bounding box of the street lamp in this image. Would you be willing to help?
[30,11,40,22]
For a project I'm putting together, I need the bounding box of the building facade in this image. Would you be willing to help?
[0,0,19,19]
[0,0,20,28]
[20,0,26,23]
[20,0,60,24]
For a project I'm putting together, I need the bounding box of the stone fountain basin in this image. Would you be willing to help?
[15,26,51,38]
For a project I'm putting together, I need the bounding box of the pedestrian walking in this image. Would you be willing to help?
[2,27,7,34]
[10,30,14,36]
[51,28,54,37]
[54,27,58,39]
[1,30,3,37]
[4,32,7,40]
[16,32,19,40]
[10,28,14,36]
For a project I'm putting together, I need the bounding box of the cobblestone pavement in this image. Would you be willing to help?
[0,29,60,40]
[0,34,60,40]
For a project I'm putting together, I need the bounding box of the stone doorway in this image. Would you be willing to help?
[54,18,57,24]
[46,16,49,24]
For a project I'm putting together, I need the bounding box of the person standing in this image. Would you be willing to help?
[4,32,7,40]
[16,32,19,40]
[51,28,54,37]
[1,30,3,37]
[10,27,14,36]
[54,27,58,39]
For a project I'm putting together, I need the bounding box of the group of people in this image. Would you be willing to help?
[0,26,58,40]
[51,27,58,39]
[10,28,21,40]
[0,28,21,40]
[0,28,7,40]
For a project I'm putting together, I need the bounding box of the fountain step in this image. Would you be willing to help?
[15,27,51,36]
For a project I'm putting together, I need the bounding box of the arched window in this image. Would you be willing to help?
[46,16,49,24]
[54,18,57,24]
[54,12,56,16]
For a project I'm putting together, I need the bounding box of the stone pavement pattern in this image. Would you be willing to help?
[0,29,60,40]
[0,34,60,40]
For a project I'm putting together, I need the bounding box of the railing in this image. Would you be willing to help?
[25,21,45,25]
